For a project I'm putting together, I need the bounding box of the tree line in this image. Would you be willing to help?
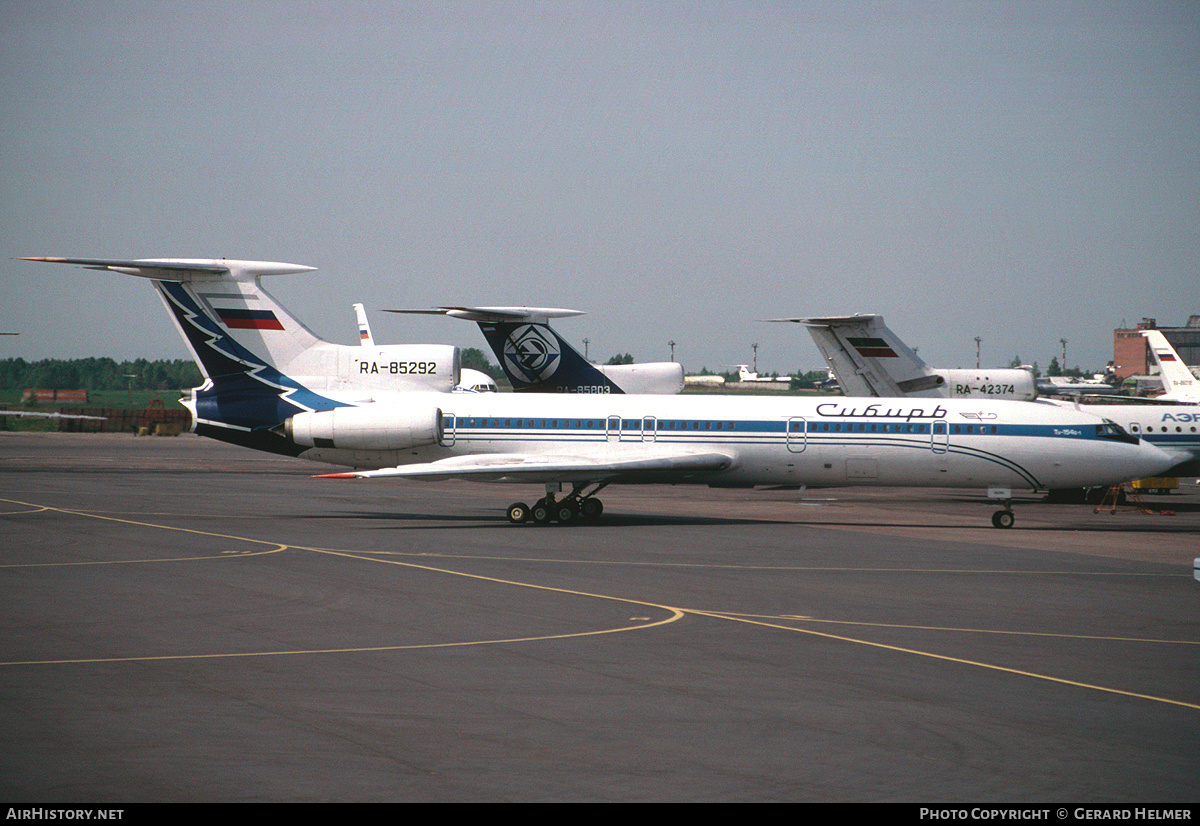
[0,358,203,391]
[4,354,505,391]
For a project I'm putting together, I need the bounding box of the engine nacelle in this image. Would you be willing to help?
[596,362,685,394]
[285,405,442,451]
[346,344,460,393]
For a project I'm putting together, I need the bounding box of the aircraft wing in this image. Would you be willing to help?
[317,450,734,484]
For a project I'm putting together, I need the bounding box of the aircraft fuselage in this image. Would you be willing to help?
[272,393,1167,492]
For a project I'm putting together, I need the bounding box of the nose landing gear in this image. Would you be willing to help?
[988,487,1015,529]
[991,509,1015,529]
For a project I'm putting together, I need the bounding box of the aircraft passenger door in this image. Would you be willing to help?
[931,420,948,454]
[442,414,456,447]
[606,416,621,442]
[642,416,657,443]
[786,417,807,453]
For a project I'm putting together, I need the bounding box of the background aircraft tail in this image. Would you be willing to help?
[1143,329,1200,401]
[353,302,374,346]
[769,314,937,396]
[392,306,683,394]
[770,313,1037,400]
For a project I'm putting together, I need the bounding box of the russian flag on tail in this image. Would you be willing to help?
[216,309,285,330]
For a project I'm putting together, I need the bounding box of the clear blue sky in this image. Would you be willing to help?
[2,1,1197,374]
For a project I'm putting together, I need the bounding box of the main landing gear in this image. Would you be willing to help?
[988,487,1015,529]
[507,483,608,526]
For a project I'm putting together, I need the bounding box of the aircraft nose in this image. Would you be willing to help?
[1132,439,1182,481]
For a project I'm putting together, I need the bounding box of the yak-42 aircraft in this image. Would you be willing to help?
[25,257,1176,529]
[391,306,684,395]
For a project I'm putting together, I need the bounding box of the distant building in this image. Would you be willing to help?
[1112,316,1200,379]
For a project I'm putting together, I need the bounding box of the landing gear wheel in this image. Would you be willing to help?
[506,502,530,524]
[580,498,604,521]
[530,498,554,525]
[991,509,1015,529]
[553,500,579,524]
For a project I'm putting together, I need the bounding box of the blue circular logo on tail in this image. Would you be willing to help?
[503,325,561,383]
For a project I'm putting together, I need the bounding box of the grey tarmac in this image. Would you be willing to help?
[1,432,1197,802]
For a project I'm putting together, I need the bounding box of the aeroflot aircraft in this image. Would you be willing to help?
[24,257,1175,528]
[392,306,684,394]
[1143,330,1200,403]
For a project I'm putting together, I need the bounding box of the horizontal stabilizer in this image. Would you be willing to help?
[763,314,881,326]
[388,306,585,323]
[21,257,316,281]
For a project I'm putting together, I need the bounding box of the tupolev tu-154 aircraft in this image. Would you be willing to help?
[24,257,1176,528]
[791,311,1200,479]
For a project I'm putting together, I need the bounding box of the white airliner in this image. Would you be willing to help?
[789,311,1200,478]
[1143,330,1200,403]
[734,365,791,384]
[391,306,684,395]
[24,257,1176,528]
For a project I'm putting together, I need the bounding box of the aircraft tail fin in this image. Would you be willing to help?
[1142,330,1199,401]
[353,303,375,346]
[23,257,345,450]
[390,306,626,393]
[768,314,933,397]
[24,257,325,380]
